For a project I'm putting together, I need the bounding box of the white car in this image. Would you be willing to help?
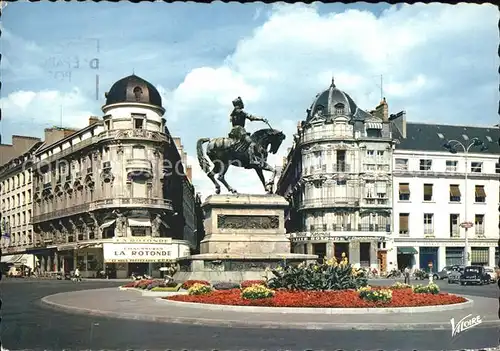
[484,267,497,283]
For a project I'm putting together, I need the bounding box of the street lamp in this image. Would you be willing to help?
[442,137,487,266]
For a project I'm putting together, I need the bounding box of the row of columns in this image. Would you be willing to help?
[36,251,65,272]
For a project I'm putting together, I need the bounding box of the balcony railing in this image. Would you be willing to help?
[93,197,172,210]
[31,198,174,223]
[98,129,168,142]
[306,224,391,232]
[125,159,153,178]
[299,197,359,210]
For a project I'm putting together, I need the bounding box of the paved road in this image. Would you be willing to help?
[2,278,499,351]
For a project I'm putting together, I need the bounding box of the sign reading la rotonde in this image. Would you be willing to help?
[103,243,175,263]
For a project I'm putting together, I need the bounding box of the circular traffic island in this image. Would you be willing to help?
[164,282,468,309]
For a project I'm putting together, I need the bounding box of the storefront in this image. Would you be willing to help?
[419,247,438,273]
[471,247,489,266]
[396,246,418,269]
[102,237,191,278]
[445,247,464,266]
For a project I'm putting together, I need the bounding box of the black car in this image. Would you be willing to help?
[459,265,490,285]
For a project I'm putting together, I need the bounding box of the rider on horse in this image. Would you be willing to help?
[229,97,268,166]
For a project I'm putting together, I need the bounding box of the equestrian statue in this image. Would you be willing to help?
[197,96,286,195]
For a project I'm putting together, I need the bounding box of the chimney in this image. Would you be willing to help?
[389,111,407,138]
[186,165,193,182]
[375,98,389,122]
[89,116,100,125]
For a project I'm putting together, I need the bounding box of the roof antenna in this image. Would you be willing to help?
[380,74,383,101]
[60,105,63,128]
[331,75,335,88]
[133,68,135,75]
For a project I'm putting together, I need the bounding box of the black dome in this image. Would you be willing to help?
[104,74,163,108]
[307,78,372,122]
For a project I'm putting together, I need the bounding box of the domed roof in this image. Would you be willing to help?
[306,78,372,122]
[104,74,163,108]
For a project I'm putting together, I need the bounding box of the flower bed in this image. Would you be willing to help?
[165,287,466,308]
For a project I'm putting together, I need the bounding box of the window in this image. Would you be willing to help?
[367,150,375,156]
[449,184,461,202]
[419,159,432,171]
[398,183,410,201]
[474,214,484,235]
[446,160,458,172]
[470,162,482,173]
[496,163,500,174]
[134,118,144,129]
[377,150,384,156]
[399,213,409,235]
[395,158,408,171]
[474,185,486,203]
[450,214,460,237]
[423,184,433,201]
[424,214,434,234]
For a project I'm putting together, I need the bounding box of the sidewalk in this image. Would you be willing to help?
[41,288,500,331]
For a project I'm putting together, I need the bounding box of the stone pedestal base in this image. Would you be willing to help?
[174,194,317,282]
[174,253,317,282]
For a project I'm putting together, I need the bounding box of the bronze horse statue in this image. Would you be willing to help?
[196,128,286,194]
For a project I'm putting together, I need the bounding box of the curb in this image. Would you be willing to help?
[40,293,500,331]
[156,296,474,315]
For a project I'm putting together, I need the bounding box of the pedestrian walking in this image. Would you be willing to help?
[404,266,410,285]
[74,268,81,282]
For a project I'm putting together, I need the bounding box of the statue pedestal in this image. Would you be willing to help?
[175,194,317,282]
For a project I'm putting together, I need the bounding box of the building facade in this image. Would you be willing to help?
[21,74,200,278]
[276,79,395,271]
[389,114,499,271]
[0,137,43,270]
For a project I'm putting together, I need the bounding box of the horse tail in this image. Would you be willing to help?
[196,138,211,173]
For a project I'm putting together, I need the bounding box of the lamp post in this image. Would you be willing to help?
[443,137,487,266]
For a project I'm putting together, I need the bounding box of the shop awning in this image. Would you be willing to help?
[397,247,418,255]
[450,185,461,197]
[475,186,486,197]
[100,220,116,230]
[1,254,30,265]
[399,184,410,194]
[366,122,383,130]
[128,218,151,227]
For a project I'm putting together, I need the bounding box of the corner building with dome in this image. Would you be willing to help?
[24,74,202,278]
[276,79,395,273]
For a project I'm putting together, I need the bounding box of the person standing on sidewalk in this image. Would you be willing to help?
[74,268,81,282]
[404,266,410,285]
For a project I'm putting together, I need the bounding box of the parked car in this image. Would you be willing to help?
[460,265,490,285]
[447,265,465,284]
[433,266,453,280]
[484,267,497,283]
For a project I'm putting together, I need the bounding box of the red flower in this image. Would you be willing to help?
[240,280,267,289]
[181,280,211,289]
[164,289,467,308]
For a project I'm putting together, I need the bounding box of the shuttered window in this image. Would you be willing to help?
[449,184,461,202]
[399,183,410,201]
[399,213,409,234]
[423,184,433,201]
[474,185,486,203]
[470,247,489,265]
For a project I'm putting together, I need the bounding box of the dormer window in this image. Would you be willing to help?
[133,86,143,101]
[335,103,344,115]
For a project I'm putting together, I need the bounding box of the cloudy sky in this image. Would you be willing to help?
[1,2,498,199]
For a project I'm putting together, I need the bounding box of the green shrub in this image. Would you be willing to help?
[358,286,392,303]
[412,283,440,294]
[188,283,213,295]
[267,258,368,291]
[241,284,275,300]
[151,284,182,292]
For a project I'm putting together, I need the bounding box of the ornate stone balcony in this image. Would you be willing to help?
[31,198,173,223]
[98,129,168,142]
[299,197,359,210]
[126,158,153,178]
[92,197,172,211]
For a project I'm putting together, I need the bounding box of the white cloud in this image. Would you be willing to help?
[0,88,96,131]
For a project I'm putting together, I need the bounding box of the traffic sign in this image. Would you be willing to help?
[460,222,473,229]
